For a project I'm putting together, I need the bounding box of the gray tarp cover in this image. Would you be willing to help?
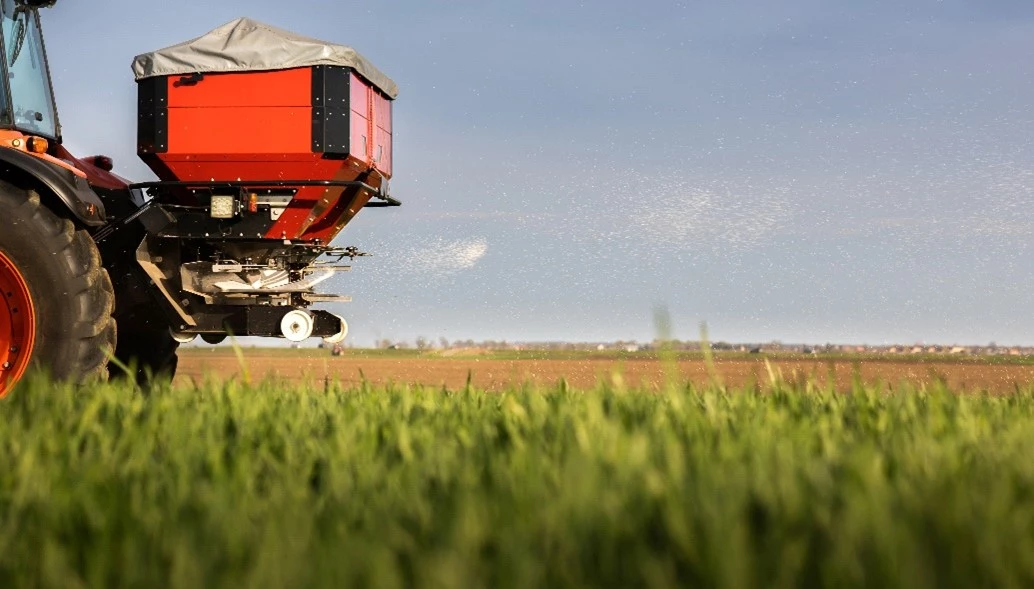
[131,17,398,99]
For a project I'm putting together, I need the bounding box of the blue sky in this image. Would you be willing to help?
[40,0,1034,346]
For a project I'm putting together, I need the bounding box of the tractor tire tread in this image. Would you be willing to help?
[0,185,116,385]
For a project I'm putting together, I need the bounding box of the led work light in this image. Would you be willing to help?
[210,194,236,219]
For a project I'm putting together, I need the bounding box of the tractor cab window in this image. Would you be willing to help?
[0,0,57,138]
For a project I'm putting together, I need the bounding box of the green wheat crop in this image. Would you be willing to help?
[1,369,1034,588]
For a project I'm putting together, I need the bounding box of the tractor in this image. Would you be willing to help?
[0,1,399,395]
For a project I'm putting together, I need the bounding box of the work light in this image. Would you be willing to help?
[210,194,236,219]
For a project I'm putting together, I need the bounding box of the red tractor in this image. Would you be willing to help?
[0,2,398,395]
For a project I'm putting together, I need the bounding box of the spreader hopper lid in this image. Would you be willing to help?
[131,17,398,99]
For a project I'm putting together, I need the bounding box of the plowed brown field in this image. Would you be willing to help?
[174,349,1034,394]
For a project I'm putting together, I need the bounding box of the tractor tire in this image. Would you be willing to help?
[92,201,180,386]
[0,185,116,396]
[106,266,180,384]
[104,246,180,385]
[111,327,179,385]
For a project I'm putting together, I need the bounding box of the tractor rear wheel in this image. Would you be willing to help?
[111,325,179,384]
[0,185,116,396]
[103,245,180,385]
[93,206,180,386]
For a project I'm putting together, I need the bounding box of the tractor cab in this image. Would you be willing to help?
[0,0,58,140]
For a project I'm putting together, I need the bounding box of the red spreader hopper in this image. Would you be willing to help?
[132,17,399,243]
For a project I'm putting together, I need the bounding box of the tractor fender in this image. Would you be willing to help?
[0,148,106,226]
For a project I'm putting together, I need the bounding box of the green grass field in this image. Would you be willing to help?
[3,368,1034,588]
[180,344,1034,366]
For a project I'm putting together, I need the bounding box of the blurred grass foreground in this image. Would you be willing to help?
[2,370,1034,588]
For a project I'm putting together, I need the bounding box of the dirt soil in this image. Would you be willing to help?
[174,350,1034,394]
